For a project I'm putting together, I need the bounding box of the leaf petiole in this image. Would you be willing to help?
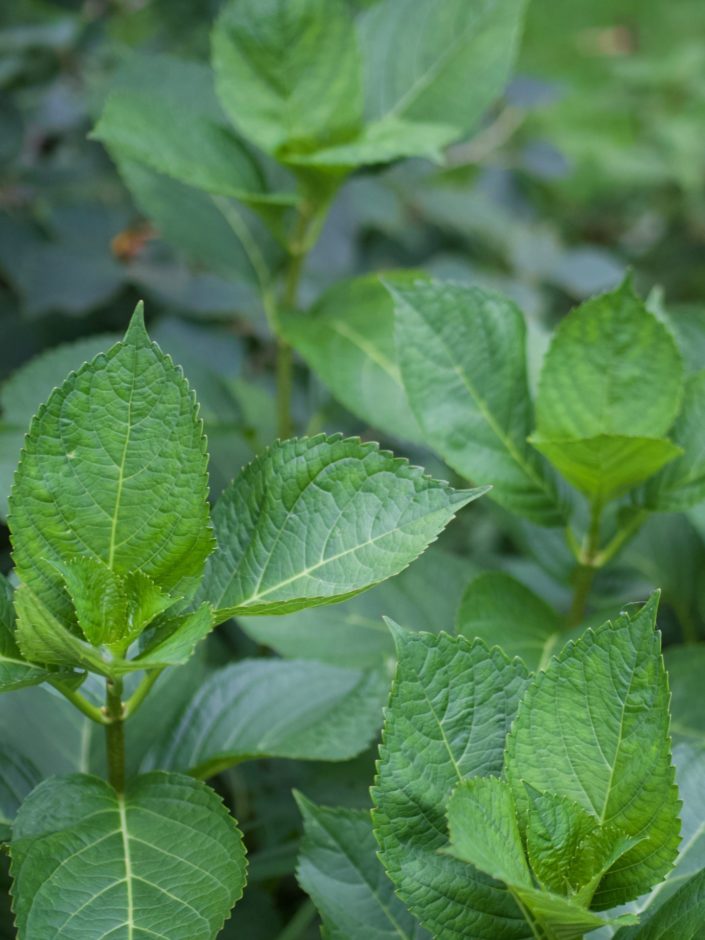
[49,677,108,725]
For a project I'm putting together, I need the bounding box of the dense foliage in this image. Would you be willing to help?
[1,0,705,938]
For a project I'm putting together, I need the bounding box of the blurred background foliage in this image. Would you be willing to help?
[1,1,705,937]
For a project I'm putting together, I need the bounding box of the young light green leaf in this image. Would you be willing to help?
[212,0,362,158]
[643,371,705,511]
[535,279,684,441]
[198,434,481,620]
[614,867,705,940]
[132,603,215,671]
[53,555,131,647]
[11,772,247,939]
[281,273,424,444]
[509,888,637,939]
[456,571,563,670]
[505,595,680,910]
[0,745,41,843]
[393,280,565,525]
[92,53,282,204]
[0,576,52,693]
[358,0,527,137]
[445,777,532,887]
[9,306,214,625]
[372,630,530,940]
[529,433,682,501]
[239,545,472,669]
[525,788,643,905]
[143,658,388,777]
[295,794,430,940]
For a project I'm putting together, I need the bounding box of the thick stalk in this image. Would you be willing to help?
[104,676,126,792]
[567,500,603,628]
[275,208,312,439]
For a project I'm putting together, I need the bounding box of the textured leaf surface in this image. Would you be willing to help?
[144,658,388,777]
[9,309,213,626]
[505,596,680,909]
[198,434,479,619]
[643,371,705,511]
[530,433,681,500]
[358,0,526,135]
[393,280,564,525]
[11,772,246,940]
[456,571,562,670]
[446,777,532,886]
[93,53,272,203]
[213,0,362,157]
[614,867,705,940]
[536,281,683,440]
[296,794,429,940]
[282,273,423,443]
[239,545,472,669]
[0,576,51,693]
[372,630,531,940]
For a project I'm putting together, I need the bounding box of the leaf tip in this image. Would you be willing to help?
[383,617,406,650]
[124,301,150,346]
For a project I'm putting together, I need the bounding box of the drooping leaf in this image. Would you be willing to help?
[238,545,473,669]
[9,306,214,626]
[456,571,563,670]
[198,434,481,620]
[296,794,430,939]
[445,777,532,886]
[0,745,41,843]
[143,658,389,777]
[372,629,531,940]
[504,595,680,910]
[643,371,705,511]
[393,279,565,525]
[614,867,705,940]
[358,0,527,137]
[282,273,424,443]
[93,52,284,205]
[11,772,247,939]
[212,0,362,157]
[530,433,682,501]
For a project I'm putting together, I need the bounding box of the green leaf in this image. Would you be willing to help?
[144,658,389,777]
[238,545,473,669]
[93,52,283,205]
[9,306,214,626]
[508,889,637,939]
[0,745,41,843]
[0,575,53,693]
[445,777,532,886]
[16,582,212,676]
[525,788,643,904]
[614,867,705,940]
[529,433,682,501]
[285,116,458,167]
[11,772,247,939]
[295,794,430,939]
[372,629,530,940]
[358,0,527,137]
[456,571,563,670]
[393,279,565,525]
[535,279,683,441]
[53,556,131,648]
[198,434,481,620]
[504,595,680,910]
[643,371,705,511]
[282,273,424,443]
[212,0,362,158]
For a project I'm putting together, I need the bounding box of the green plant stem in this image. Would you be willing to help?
[123,668,163,719]
[50,678,108,724]
[275,204,315,439]
[593,509,648,567]
[567,500,603,627]
[104,676,126,792]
